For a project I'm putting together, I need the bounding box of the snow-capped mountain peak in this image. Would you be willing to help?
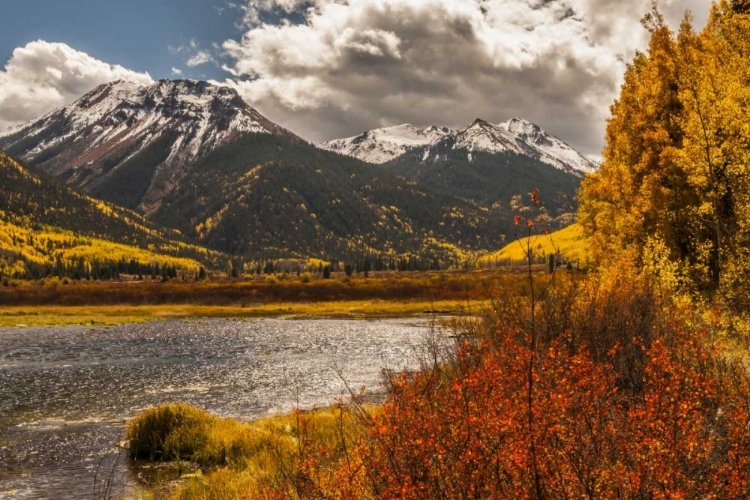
[0,78,300,212]
[497,118,596,174]
[1,79,296,159]
[319,123,454,164]
[320,117,596,176]
[452,118,521,156]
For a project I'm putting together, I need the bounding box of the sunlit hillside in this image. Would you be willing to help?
[0,218,202,279]
[0,151,221,278]
[479,223,590,267]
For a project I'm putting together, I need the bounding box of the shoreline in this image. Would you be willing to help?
[0,299,485,327]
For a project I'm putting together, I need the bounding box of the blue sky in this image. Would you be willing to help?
[0,0,713,153]
[0,0,245,81]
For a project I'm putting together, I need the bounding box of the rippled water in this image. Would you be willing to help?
[0,318,435,499]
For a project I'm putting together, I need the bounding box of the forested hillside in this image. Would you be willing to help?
[0,77,587,264]
[153,134,510,261]
[385,146,580,223]
[0,152,219,278]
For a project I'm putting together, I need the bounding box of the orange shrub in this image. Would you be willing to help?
[275,272,750,499]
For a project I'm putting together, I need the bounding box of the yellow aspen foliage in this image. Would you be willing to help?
[579,2,750,304]
[580,8,692,269]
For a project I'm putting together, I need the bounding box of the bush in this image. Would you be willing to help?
[126,270,750,499]
[299,272,312,283]
[128,404,212,462]
[131,405,362,497]
[268,271,750,499]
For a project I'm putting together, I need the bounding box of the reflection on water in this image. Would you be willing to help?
[0,318,433,499]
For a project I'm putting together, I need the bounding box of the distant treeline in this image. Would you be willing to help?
[0,254,181,281]
[0,269,541,307]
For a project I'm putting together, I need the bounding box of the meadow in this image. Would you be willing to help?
[0,268,550,326]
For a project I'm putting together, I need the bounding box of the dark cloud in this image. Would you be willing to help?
[219,0,713,157]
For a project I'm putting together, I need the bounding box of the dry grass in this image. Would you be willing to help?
[129,404,369,499]
[0,299,488,327]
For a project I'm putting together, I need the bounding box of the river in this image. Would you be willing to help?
[0,317,437,499]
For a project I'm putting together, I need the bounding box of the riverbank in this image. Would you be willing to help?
[0,299,486,327]
[0,318,430,496]
[0,269,539,326]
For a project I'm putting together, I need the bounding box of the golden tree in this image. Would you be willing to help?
[580,2,750,302]
[579,8,694,271]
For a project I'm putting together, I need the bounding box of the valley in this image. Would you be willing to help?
[5,2,750,496]
[1,79,584,272]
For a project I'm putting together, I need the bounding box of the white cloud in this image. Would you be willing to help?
[0,40,153,131]
[222,0,713,156]
[172,67,183,75]
[186,51,214,67]
[171,39,216,68]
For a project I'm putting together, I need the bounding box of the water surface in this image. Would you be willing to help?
[0,318,434,498]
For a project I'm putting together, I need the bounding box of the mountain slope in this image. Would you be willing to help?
[1,79,583,261]
[320,118,596,176]
[319,124,454,164]
[384,145,580,226]
[0,151,219,276]
[0,79,300,213]
[478,223,590,267]
[153,134,509,260]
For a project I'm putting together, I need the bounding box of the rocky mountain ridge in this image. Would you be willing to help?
[320,118,596,176]
[0,79,300,212]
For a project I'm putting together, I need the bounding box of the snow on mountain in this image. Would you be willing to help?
[0,79,295,162]
[0,79,300,212]
[320,118,596,176]
[319,124,454,164]
[451,119,523,156]
[497,118,596,175]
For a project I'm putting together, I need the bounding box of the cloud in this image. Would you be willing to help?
[220,0,713,156]
[171,39,216,68]
[0,40,153,131]
[186,51,214,67]
[172,67,183,75]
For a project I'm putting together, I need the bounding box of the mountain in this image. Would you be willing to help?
[319,124,454,164]
[384,144,580,225]
[320,118,596,176]
[0,79,300,213]
[0,151,220,277]
[0,79,580,261]
[152,133,508,260]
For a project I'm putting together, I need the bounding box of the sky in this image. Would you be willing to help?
[0,0,714,158]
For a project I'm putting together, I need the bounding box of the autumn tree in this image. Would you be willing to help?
[580,3,750,302]
[580,7,694,271]
[677,1,750,300]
